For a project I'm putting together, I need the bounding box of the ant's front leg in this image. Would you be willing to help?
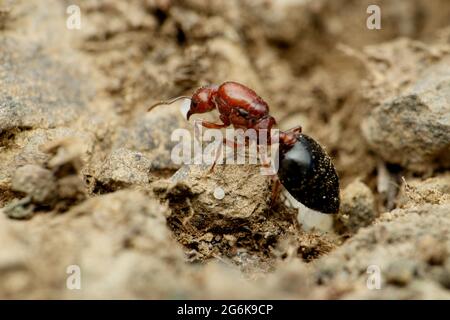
[193,119,229,143]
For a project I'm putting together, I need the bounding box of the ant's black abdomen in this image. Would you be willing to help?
[278,134,340,214]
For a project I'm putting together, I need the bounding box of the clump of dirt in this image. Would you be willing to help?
[153,164,335,270]
[361,39,450,172]
[397,173,450,208]
[334,180,377,235]
[4,137,88,218]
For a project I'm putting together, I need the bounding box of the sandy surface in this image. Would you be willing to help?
[0,0,449,299]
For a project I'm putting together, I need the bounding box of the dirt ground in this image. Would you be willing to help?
[0,0,449,299]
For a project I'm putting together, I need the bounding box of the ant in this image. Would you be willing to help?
[148,81,340,214]
[148,82,301,146]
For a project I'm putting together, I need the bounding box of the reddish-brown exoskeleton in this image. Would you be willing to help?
[148,81,340,213]
[148,81,301,147]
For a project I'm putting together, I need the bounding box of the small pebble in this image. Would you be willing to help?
[334,180,376,235]
[385,259,416,287]
[11,164,56,204]
[416,235,448,266]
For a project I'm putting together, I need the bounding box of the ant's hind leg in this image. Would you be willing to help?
[270,177,282,208]
[285,125,302,137]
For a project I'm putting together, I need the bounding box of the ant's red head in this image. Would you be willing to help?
[187,85,218,120]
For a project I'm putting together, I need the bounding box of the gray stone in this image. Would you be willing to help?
[0,37,91,131]
[362,60,450,172]
[0,36,94,186]
[95,148,153,189]
[2,197,35,220]
[11,164,56,204]
[114,106,191,172]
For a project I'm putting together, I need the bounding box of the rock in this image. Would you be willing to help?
[12,128,94,173]
[416,235,448,266]
[94,148,154,190]
[2,197,35,220]
[334,180,376,234]
[43,137,88,209]
[0,37,91,131]
[362,94,450,171]
[0,190,192,299]
[170,164,272,219]
[1,0,450,300]
[11,165,56,204]
[155,164,301,264]
[361,40,450,172]
[56,176,87,205]
[384,259,417,286]
[59,190,189,298]
[67,190,175,256]
[6,138,89,217]
[0,35,95,185]
[314,204,450,298]
[41,137,89,170]
[113,104,191,173]
[0,213,38,297]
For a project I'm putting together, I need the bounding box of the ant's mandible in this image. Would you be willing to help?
[148,81,340,214]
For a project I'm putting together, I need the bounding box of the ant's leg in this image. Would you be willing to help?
[270,176,282,208]
[257,131,280,174]
[199,120,229,129]
[209,141,223,173]
[257,143,271,165]
[258,145,278,176]
[193,119,228,143]
[284,125,302,137]
[209,137,243,173]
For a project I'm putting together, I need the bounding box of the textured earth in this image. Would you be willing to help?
[0,0,449,299]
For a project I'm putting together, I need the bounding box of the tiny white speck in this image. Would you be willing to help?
[213,186,225,200]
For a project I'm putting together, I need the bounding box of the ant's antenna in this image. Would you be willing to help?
[147,96,191,112]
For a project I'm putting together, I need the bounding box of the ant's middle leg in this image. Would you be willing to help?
[209,137,244,173]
